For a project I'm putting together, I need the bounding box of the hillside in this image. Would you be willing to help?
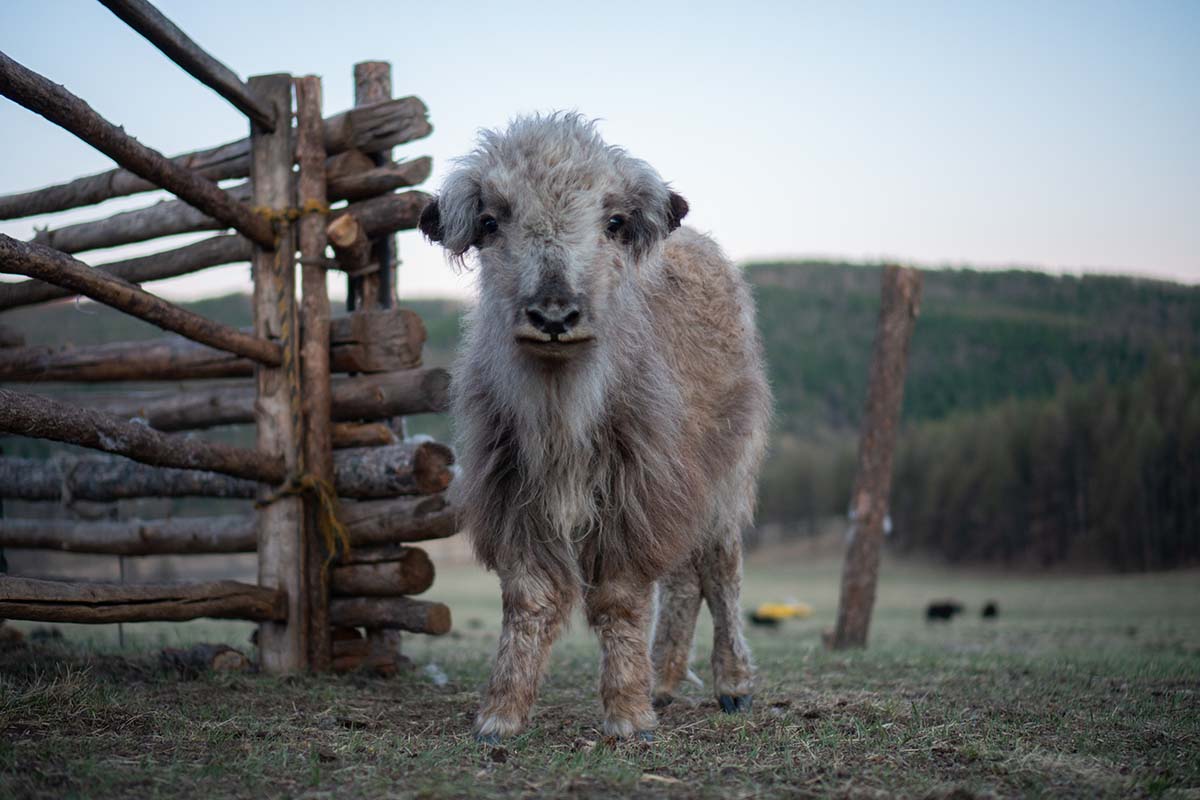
[748,262,1200,433]
[5,264,1197,570]
[5,263,1199,437]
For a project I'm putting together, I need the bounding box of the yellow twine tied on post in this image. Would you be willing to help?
[255,474,351,584]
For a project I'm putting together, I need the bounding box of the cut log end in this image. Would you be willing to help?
[412,441,455,494]
[329,596,451,635]
[331,546,434,596]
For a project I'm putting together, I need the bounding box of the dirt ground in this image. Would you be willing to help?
[1,554,1197,799]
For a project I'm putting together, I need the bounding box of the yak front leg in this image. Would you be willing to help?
[585,577,657,740]
[475,567,575,742]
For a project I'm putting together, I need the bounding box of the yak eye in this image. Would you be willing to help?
[480,215,499,235]
[606,215,625,234]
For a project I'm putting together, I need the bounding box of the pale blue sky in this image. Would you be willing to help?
[1,0,1197,300]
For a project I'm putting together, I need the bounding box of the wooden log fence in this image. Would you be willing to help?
[295,74,334,669]
[0,443,454,501]
[0,3,449,669]
[0,189,427,311]
[331,546,434,597]
[0,494,458,555]
[0,96,430,220]
[97,0,278,132]
[332,422,397,449]
[350,61,398,310]
[82,368,450,431]
[0,387,286,483]
[0,308,426,382]
[0,235,252,311]
[0,322,24,348]
[0,235,281,366]
[0,515,258,556]
[29,151,377,255]
[330,596,451,635]
[0,51,275,248]
[329,157,431,203]
[0,576,286,624]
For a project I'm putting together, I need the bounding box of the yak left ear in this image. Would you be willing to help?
[418,197,442,243]
[667,191,689,232]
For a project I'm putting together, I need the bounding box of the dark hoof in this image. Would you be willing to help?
[652,694,674,709]
[718,694,753,714]
[634,730,655,743]
[473,731,502,745]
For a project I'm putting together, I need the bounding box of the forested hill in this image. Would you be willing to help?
[748,262,1200,434]
[4,262,1198,436]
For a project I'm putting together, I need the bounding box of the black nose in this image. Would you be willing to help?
[525,304,581,336]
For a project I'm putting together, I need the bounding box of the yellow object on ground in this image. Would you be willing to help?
[753,601,813,621]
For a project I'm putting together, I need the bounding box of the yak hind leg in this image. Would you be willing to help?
[699,532,755,713]
[650,555,703,708]
[474,567,576,742]
[585,577,658,739]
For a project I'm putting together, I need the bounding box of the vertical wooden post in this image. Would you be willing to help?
[250,73,307,673]
[830,265,922,650]
[0,445,5,576]
[295,75,333,672]
[349,61,396,311]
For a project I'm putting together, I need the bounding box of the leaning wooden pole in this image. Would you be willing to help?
[296,75,334,671]
[0,50,275,248]
[0,235,281,365]
[98,0,276,131]
[831,265,922,649]
[0,96,430,221]
[0,234,251,311]
[0,387,285,483]
[249,74,306,673]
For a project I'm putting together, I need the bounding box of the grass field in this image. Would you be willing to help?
[1,551,1197,799]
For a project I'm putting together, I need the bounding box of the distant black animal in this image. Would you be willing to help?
[925,600,964,621]
[981,601,999,619]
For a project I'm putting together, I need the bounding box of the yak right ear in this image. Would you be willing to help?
[419,197,443,243]
[426,171,484,257]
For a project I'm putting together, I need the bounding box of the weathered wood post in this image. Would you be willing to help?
[250,73,308,672]
[348,61,397,311]
[830,265,922,649]
[295,74,334,671]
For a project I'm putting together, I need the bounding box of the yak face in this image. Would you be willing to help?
[420,114,687,366]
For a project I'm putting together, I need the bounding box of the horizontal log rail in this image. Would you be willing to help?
[0,322,23,348]
[99,0,276,131]
[0,96,430,220]
[327,157,431,203]
[0,235,281,365]
[33,183,255,255]
[0,308,423,382]
[0,575,286,623]
[1,190,429,312]
[0,515,256,555]
[332,422,396,449]
[0,494,459,555]
[331,546,434,596]
[31,152,384,256]
[0,444,455,501]
[329,595,451,635]
[85,368,449,431]
[0,234,251,311]
[0,50,275,248]
[0,387,287,483]
[329,190,429,241]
